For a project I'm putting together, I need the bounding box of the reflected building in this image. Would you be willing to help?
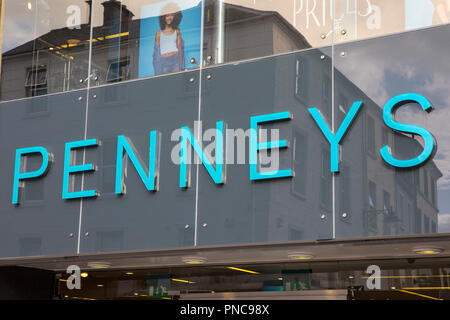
[0,0,441,247]
[0,0,449,302]
[0,0,310,101]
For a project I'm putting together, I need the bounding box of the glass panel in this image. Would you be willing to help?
[56,258,450,300]
[89,0,203,86]
[0,0,92,101]
[79,71,199,253]
[334,24,450,238]
[197,48,333,246]
[0,90,86,258]
[202,0,333,67]
[334,0,450,43]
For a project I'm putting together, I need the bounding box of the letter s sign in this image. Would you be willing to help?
[380,93,436,168]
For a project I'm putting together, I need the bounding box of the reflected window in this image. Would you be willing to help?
[106,58,130,83]
[292,130,307,197]
[288,226,303,241]
[25,67,48,97]
[431,177,436,207]
[383,191,391,214]
[415,208,422,234]
[424,215,430,233]
[101,138,117,194]
[366,115,375,156]
[398,193,405,222]
[295,58,308,103]
[96,230,124,252]
[339,163,351,222]
[424,169,429,200]
[19,237,42,256]
[368,180,377,234]
[321,75,331,119]
[320,148,331,208]
[368,180,376,209]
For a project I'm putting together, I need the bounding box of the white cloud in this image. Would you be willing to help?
[438,213,450,233]
[335,28,450,188]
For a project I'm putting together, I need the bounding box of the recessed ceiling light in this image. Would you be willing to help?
[67,39,80,45]
[412,248,443,255]
[277,277,283,281]
[182,256,207,264]
[87,261,111,269]
[125,272,134,275]
[96,284,104,287]
[287,252,314,260]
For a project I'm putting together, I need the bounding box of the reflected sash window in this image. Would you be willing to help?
[366,115,375,156]
[415,208,422,234]
[424,215,430,233]
[25,67,48,97]
[383,191,391,214]
[101,138,117,194]
[424,169,429,200]
[368,180,376,209]
[320,149,332,208]
[295,58,308,103]
[339,163,351,221]
[292,129,307,197]
[321,75,331,119]
[368,180,377,234]
[431,177,436,207]
[106,58,130,83]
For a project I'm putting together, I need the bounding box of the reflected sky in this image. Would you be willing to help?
[333,24,450,232]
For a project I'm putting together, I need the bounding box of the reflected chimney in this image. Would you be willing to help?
[102,0,134,28]
[85,0,92,25]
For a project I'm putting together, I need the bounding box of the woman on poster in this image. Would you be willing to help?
[153,4,185,75]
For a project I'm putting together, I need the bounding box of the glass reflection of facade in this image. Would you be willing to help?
[0,0,449,300]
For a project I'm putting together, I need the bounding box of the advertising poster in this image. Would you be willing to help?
[138,0,202,78]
